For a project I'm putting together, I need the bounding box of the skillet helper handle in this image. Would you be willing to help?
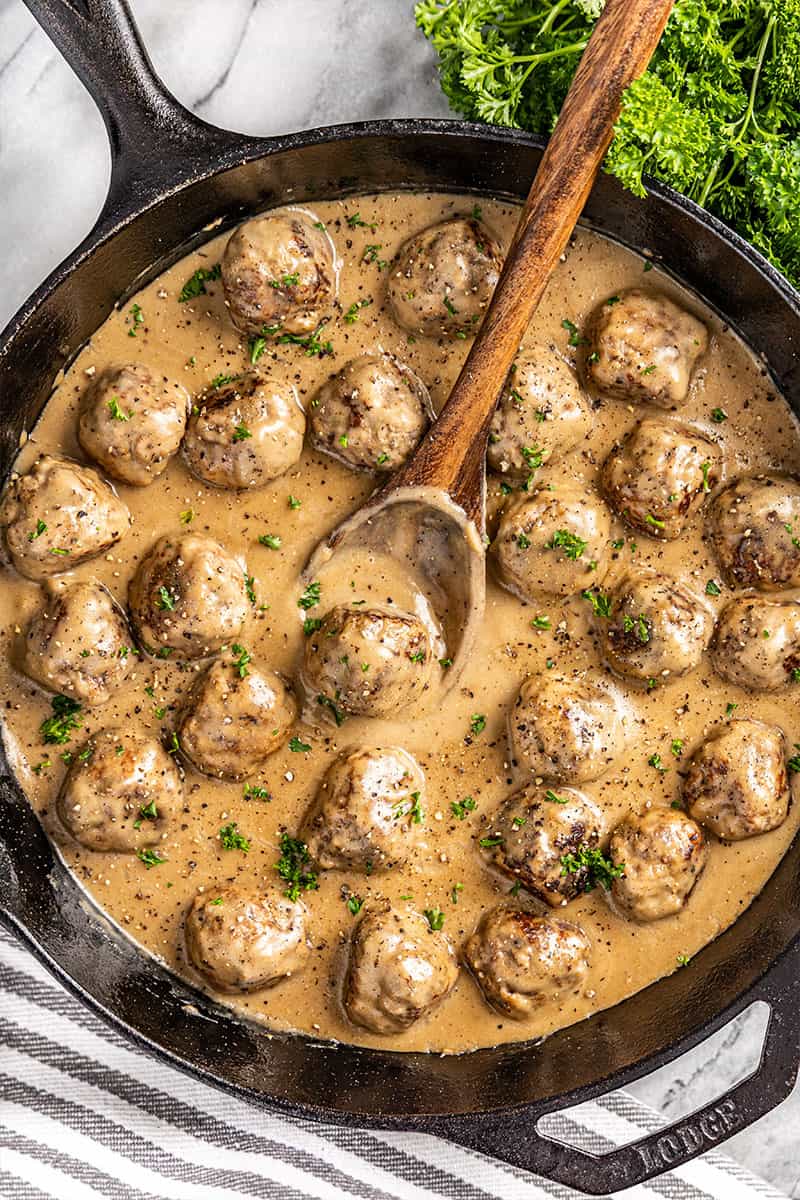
[20,0,246,228]
[0,775,59,932]
[436,938,800,1194]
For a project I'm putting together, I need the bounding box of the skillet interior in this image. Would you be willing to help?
[1,123,800,1128]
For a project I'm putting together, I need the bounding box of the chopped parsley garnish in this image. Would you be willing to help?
[479,835,504,848]
[362,243,387,268]
[133,798,158,829]
[28,519,47,542]
[155,585,175,611]
[317,693,346,726]
[244,783,271,800]
[788,744,800,773]
[726,702,738,716]
[560,844,624,892]
[641,363,658,375]
[288,495,302,510]
[303,617,323,637]
[346,212,376,230]
[178,263,221,302]
[127,303,144,336]
[439,657,453,669]
[394,791,424,824]
[544,789,567,804]
[346,894,364,915]
[275,832,318,901]
[258,533,282,550]
[40,695,82,745]
[547,529,587,560]
[249,334,268,364]
[711,407,728,423]
[344,298,373,323]
[219,822,250,852]
[469,713,486,736]
[232,423,252,442]
[180,508,195,524]
[648,752,667,772]
[443,294,458,316]
[245,574,257,605]
[107,396,130,421]
[644,513,665,529]
[516,532,531,549]
[451,882,464,904]
[424,907,445,931]
[276,321,334,358]
[450,795,477,820]
[270,272,300,289]
[582,588,612,618]
[137,848,165,868]
[210,373,237,390]
[622,613,650,644]
[676,953,691,968]
[298,580,321,609]
[671,739,684,758]
[700,460,712,492]
[561,317,585,346]
[289,736,311,753]
[530,615,551,630]
[231,643,251,678]
[706,579,722,596]
[521,445,544,471]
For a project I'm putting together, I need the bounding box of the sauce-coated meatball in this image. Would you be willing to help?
[309,353,431,473]
[344,901,458,1033]
[587,290,708,408]
[387,217,502,337]
[182,372,305,489]
[709,475,800,591]
[509,673,629,783]
[488,347,591,480]
[683,718,790,841]
[0,455,129,580]
[300,746,425,871]
[302,605,433,719]
[597,571,713,683]
[221,210,336,337]
[78,363,189,486]
[483,785,607,906]
[609,808,708,923]
[601,418,721,540]
[494,485,611,599]
[464,907,591,1018]
[710,597,800,691]
[129,534,248,660]
[185,886,309,993]
[178,657,297,780]
[57,727,182,852]
[22,581,133,705]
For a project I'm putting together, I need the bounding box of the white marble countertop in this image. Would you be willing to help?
[0,1,798,1195]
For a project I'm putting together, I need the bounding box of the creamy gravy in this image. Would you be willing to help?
[2,191,799,1054]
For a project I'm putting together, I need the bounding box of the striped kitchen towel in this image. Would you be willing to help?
[0,928,786,1200]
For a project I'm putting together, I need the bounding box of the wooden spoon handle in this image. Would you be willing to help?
[392,0,675,525]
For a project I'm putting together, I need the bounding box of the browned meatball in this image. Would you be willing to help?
[387,217,502,337]
[587,290,708,408]
[128,534,248,660]
[601,418,721,539]
[709,475,800,591]
[182,373,305,490]
[57,727,182,852]
[221,210,336,337]
[488,347,591,480]
[78,363,189,486]
[344,901,458,1034]
[177,657,297,780]
[309,353,431,473]
[0,455,129,580]
[302,605,433,720]
[483,785,607,906]
[597,571,713,683]
[683,719,790,840]
[494,485,612,599]
[299,746,425,872]
[710,597,800,691]
[22,582,133,705]
[609,808,708,923]
[464,907,591,1019]
[509,673,630,783]
[185,886,309,993]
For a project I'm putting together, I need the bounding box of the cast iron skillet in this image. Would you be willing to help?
[1,1,800,1193]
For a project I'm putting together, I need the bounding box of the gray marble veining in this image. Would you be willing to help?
[0,0,798,1194]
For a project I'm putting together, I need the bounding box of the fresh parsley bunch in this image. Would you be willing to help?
[415,0,800,287]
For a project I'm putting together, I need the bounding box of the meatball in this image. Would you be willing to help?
[302,605,433,719]
[128,534,248,660]
[178,658,297,780]
[185,886,309,993]
[488,348,592,480]
[299,746,425,872]
[597,571,713,683]
[609,808,708,923]
[464,907,591,1019]
[221,209,336,337]
[344,901,458,1034]
[0,455,129,581]
[77,363,189,486]
[493,485,611,599]
[587,290,708,408]
[601,418,721,540]
[483,784,607,906]
[22,581,133,705]
[509,673,629,783]
[182,372,305,490]
[709,475,800,591]
[309,353,431,473]
[387,216,502,337]
[57,727,182,852]
[683,718,790,841]
[710,597,800,691]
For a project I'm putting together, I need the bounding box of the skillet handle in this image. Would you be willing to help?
[20,0,248,230]
[435,939,800,1195]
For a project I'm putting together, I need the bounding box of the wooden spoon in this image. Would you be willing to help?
[305,0,675,684]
